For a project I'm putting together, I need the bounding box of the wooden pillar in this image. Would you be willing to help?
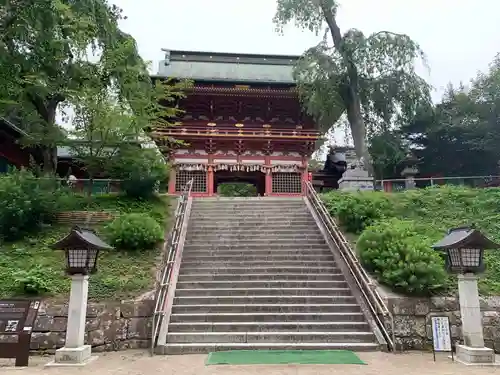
[301,156,308,195]
[265,170,272,196]
[168,167,176,195]
[207,166,214,196]
[264,154,272,196]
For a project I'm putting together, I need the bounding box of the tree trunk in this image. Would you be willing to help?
[320,2,373,174]
[42,105,58,175]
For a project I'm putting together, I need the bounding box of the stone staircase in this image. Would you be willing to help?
[159,197,380,354]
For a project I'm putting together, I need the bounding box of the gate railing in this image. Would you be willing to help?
[304,181,396,351]
[150,179,193,355]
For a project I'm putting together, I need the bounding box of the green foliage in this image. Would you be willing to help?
[326,191,393,233]
[273,0,431,165]
[0,169,64,241]
[321,185,500,295]
[1,1,188,173]
[217,183,258,197]
[357,219,447,295]
[111,148,169,199]
[0,195,169,300]
[105,213,163,251]
[13,265,53,295]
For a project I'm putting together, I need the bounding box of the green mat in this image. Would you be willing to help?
[205,350,366,365]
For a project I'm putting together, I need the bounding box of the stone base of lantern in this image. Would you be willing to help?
[46,345,98,367]
[455,344,498,366]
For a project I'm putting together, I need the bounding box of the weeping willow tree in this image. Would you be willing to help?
[273,0,431,171]
[0,0,167,173]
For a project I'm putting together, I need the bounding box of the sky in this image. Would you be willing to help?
[113,0,500,145]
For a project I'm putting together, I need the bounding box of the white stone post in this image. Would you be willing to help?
[52,275,94,366]
[455,273,496,365]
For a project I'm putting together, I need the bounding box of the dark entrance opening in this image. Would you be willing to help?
[214,171,265,196]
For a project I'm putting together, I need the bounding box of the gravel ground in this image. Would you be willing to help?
[1,350,500,375]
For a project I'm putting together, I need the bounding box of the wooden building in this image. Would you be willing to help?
[152,49,321,197]
[0,117,32,172]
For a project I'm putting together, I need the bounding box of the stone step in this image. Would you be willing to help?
[189,219,317,226]
[179,266,339,275]
[181,249,332,257]
[180,260,337,268]
[187,229,321,236]
[192,205,308,211]
[192,201,306,206]
[191,211,310,217]
[168,321,370,332]
[175,280,349,289]
[177,273,345,282]
[159,342,379,355]
[190,214,310,220]
[173,295,356,305]
[171,303,361,314]
[169,312,366,323]
[186,233,322,241]
[174,287,352,297]
[166,331,375,344]
[185,239,326,246]
[180,254,335,262]
[189,223,317,230]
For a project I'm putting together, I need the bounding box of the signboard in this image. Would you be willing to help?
[431,316,454,361]
[0,299,40,367]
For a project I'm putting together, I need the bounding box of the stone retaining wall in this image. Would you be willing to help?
[385,295,500,351]
[30,300,152,353]
[54,211,116,225]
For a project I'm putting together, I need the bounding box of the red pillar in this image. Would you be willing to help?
[264,155,272,196]
[265,170,272,196]
[168,168,176,195]
[207,166,214,196]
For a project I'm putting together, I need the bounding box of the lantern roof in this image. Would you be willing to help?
[51,226,113,250]
[431,226,500,250]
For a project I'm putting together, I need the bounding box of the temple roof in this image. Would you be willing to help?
[156,49,299,84]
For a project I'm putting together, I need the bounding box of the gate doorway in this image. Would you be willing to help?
[214,171,265,196]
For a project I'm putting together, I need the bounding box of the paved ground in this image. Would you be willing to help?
[1,350,500,375]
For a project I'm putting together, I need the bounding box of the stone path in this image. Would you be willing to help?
[1,351,500,375]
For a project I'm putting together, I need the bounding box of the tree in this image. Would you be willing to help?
[0,0,153,173]
[402,84,499,178]
[273,0,431,172]
[67,65,186,196]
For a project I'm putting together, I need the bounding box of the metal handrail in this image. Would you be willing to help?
[304,181,396,351]
[150,179,193,355]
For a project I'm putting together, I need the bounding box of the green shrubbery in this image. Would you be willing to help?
[105,213,164,251]
[357,219,447,295]
[111,149,169,199]
[324,191,393,233]
[218,182,257,197]
[0,169,64,241]
[321,185,500,295]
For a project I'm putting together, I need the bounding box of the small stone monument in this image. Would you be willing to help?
[338,157,374,191]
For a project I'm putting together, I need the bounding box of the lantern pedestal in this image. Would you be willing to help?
[49,275,97,366]
[456,274,496,365]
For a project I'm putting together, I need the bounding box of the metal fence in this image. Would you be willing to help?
[376,175,500,192]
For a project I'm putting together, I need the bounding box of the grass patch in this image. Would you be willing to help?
[0,193,170,301]
[321,186,500,295]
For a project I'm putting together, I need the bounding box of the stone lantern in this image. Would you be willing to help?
[49,226,112,366]
[401,152,419,190]
[432,226,500,365]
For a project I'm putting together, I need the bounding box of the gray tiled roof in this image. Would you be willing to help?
[156,50,299,84]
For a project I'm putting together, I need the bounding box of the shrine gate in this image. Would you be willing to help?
[152,49,320,197]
